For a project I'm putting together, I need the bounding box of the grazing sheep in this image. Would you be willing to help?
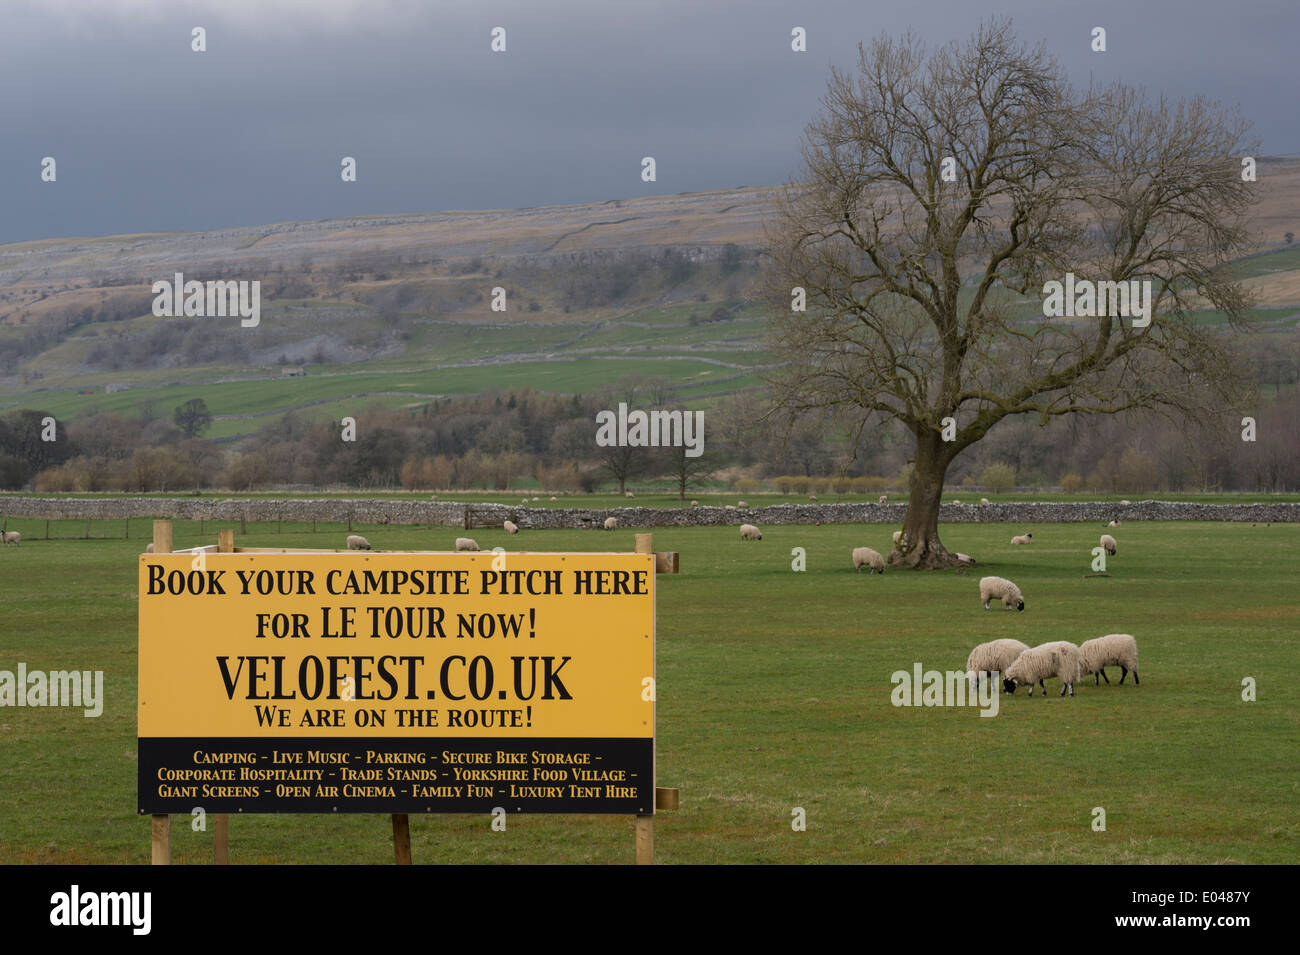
[878,495,887,504]
[892,530,903,547]
[980,497,990,506]
[739,523,763,541]
[603,517,617,531]
[851,546,884,574]
[346,534,371,551]
[1003,641,1082,697]
[1078,633,1140,686]
[625,491,634,499]
[737,500,748,508]
[145,542,154,554]
[955,552,976,566]
[455,537,479,551]
[809,494,817,501]
[503,520,519,534]
[1,530,19,546]
[1107,519,1121,527]
[1010,533,1033,545]
[966,639,1030,690]
[980,576,1025,612]
[1100,533,1117,556]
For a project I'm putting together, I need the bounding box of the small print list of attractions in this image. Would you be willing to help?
[138,737,653,814]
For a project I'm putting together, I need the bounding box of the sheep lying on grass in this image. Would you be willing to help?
[1010,532,1033,545]
[1079,633,1140,686]
[455,537,479,551]
[1100,533,1117,555]
[1107,519,1121,527]
[603,517,617,531]
[851,546,884,574]
[966,639,1030,690]
[980,576,1024,612]
[503,520,519,534]
[740,523,762,541]
[1003,641,1081,697]
[955,552,976,566]
[346,534,371,550]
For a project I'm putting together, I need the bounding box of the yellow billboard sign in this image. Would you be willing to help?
[137,551,655,814]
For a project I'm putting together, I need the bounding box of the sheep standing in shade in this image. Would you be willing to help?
[980,576,1025,611]
[503,520,519,535]
[1100,533,1117,556]
[851,546,884,574]
[1079,633,1140,685]
[1010,532,1033,545]
[966,639,1030,690]
[346,535,371,550]
[603,517,617,531]
[739,524,762,541]
[1003,641,1082,697]
[455,537,479,551]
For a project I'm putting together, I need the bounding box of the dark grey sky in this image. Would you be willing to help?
[2,0,1295,243]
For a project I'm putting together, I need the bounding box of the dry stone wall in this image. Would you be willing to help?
[2,497,1298,527]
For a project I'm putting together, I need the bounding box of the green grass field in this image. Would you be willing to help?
[1,517,1295,863]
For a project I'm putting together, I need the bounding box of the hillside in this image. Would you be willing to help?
[2,160,1300,442]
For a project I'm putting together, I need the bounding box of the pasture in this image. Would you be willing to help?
[0,517,1295,863]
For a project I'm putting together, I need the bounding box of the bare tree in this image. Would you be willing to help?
[766,19,1256,567]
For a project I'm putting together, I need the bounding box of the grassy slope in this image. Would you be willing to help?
[0,519,1294,863]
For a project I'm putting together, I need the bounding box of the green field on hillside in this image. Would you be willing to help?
[1,518,1294,863]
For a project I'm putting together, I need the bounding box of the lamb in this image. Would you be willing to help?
[892,530,903,547]
[603,517,617,531]
[851,546,884,574]
[1003,641,1082,697]
[966,639,1030,690]
[980,576,1025,612]
[739,523,762,541]
[1078,633,1140,686]
[1100,533,1117,556]
[503,520,519,534]
[346,534,371,550]
[1010,533,1033,545]
[1,530,19,546]
[455,537,479,551]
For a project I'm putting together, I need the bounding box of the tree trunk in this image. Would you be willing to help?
[890,429,960,569]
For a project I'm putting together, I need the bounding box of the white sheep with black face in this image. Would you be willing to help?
[1003,641,1081,697]
[503,520,519,534]
[1010,532,1033,545]
[740,523,762,541]
[603,517,617,531]
[851,546,884,574]
[966,639,1030,691]
[346,534,371,550]
[980,576,1024,612]
[1079,633,1140,686]
[1,530,20,546]
[455,537,479,551]
[1100,533,1117,556]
